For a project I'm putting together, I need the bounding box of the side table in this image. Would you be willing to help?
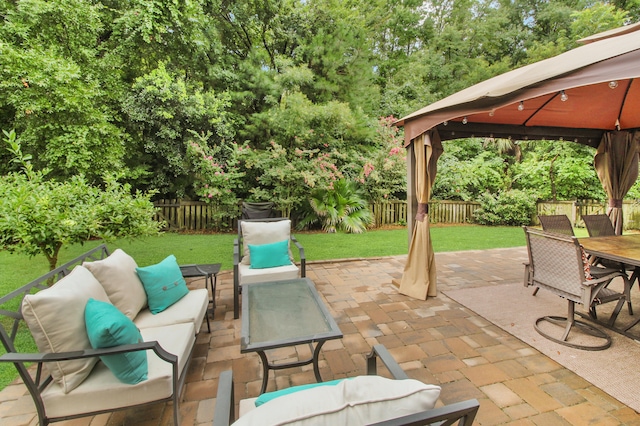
[180,263,221,325]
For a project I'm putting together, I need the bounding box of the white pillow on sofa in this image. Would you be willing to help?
[232,375,441,425]
[83,249,147,320]
[21,266,112,393]
[240,220,292,266]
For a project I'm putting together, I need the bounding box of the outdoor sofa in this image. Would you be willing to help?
[0,244,209,425]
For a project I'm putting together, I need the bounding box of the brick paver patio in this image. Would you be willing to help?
[2,246,640,425]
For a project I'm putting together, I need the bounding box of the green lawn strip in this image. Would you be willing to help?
[0,225,528,389]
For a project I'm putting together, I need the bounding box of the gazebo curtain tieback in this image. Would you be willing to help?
[416,203,429,222]
[609,199,623,208]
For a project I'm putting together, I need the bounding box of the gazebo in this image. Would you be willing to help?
[395,23,640,300]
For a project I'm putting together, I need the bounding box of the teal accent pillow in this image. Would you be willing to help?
[248,239,291,269]
[136,255,189,314]
[84,298,148,384]
[255,379,346,407]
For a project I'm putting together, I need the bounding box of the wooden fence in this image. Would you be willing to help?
[153,199,640,231]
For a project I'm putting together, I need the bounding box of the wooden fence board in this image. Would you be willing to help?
[152,199,640,231]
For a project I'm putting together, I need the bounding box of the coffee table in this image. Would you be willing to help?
[240,278,343,394]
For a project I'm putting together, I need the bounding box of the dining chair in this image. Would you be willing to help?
[538,214,575,236]
[523,226,628,350]
[582,213,635,315]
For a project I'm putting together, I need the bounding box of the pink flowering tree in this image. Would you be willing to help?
[186,132,246,229]
[241,141,342,218]
[359,116,407,202]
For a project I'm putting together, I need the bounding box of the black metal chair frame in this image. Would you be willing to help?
[213,344,479,426]
[232,217,306,319]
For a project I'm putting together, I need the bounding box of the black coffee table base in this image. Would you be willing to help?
[256,341,326,394]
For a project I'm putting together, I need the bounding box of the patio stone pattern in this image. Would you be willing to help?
[1,247,640,425]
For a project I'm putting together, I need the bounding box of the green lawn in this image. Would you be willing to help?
[0,225,528,389]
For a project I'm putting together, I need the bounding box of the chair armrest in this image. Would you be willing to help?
[368,398,480,426]
[213,370,235,426]
[233,238,241,266]
[0,341,177,365]
[366,344,408,380]
[290,235,306,277]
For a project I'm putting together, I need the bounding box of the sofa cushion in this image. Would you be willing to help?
[241,220,292,265]
[249,239,291,269]
[83,249,147,320]
[84,298,148,384]
[41,323,195,418]
[133,288,209,334]
[136,255,189,314]
[21,266,111,393]
[232,376,441,426]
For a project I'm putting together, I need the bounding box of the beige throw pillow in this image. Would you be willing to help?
[83,249,147,320]
[233,376,441,425]
[21,266,112,393]
[240,220,292,266]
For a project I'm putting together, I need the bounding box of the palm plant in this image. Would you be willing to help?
[298,179,373,233]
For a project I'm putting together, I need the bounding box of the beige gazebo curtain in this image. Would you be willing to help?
[399,131,444,300]
[594,131,640,234]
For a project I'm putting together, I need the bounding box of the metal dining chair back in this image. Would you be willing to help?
[538,214,575,236]
[582,214,616,237]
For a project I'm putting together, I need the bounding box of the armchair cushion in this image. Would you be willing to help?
[233,375,441,426]
[255,378,346,407]
[83,248,148,320]
[237,263,299,284]
[21,266,112,393]
[136,255,189,314]
[240,220,292,265]
[84,298,148,385]
[249,240,291,269]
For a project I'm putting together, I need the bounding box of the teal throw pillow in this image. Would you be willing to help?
[248,239,291,269]
[84,298,148,384]
[136,255,189,314]
[255,379,346,407]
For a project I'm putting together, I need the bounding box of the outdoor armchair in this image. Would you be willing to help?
[523,226,628,350]
[538,214,575,236]
[212,344,479,426]
[233,218,306,319]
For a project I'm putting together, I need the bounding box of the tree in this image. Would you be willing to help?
[0,130,161,272]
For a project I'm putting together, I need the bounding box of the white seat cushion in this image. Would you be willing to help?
[41,322,195,418]
[238,262,299,285]
[232,375,441,426]
[134,288,208,334]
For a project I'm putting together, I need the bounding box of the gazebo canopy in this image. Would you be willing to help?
[394,23,640,300]
[397,22,640,148]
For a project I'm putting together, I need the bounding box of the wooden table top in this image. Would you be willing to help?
[579,234,640,267]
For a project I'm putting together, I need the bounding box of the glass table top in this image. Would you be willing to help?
[241,278,342,352]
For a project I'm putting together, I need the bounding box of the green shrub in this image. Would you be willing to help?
[472,189,538,226]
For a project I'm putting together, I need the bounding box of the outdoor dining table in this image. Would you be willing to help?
[579,234,640,338]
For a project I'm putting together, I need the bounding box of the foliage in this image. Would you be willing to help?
[122,62,232,198]
[185,132,246,229]
[358,116,407,202]
[0,130,161,271]
[298,179,373,233]
[472,189,539,226]
[1,0,638,214]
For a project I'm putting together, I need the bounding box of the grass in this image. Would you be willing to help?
[0,225,527,390]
